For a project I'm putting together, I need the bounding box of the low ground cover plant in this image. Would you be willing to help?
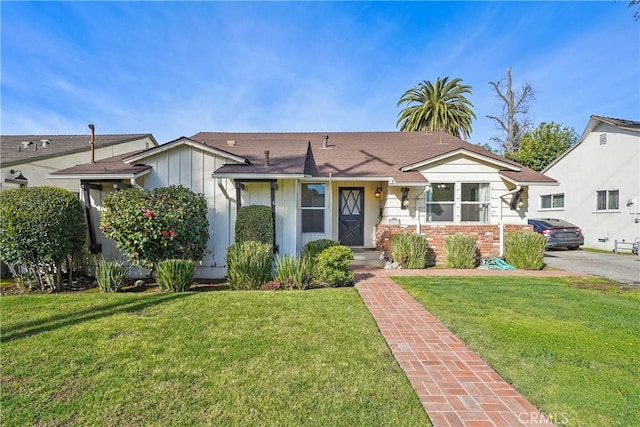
[1,290,429,426]
[389,232,429,268]
[504,231,546,270]
[396,276,640,427]
[443,234,478,268]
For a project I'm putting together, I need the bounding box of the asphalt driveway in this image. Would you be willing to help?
[543,249,640,285]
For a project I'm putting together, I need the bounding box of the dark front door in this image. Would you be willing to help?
[338,187,364,246]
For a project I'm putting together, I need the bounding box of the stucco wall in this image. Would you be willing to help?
[529,122,640,250]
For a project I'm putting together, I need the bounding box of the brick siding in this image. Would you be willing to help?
[375,224,533,265]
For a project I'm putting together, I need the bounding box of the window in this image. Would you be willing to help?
[301,183,325,232]
[426,182,490,223]
[461,183,490,222]
[596,190,619,211]
[540,193,564,210]
[426,183,454,222]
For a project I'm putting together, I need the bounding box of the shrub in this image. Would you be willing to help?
[155,259,195,292]
[235,205,274,245]
[504,231,546,270]
[389,233,429,269]
[260,280,284,291]
[315,245,354,288]
[100,185,209,270]
[274,255,310,290]
[226,241,273,290]
[0,186,86,291]
[95,258,128,293]
[302,239,340,261]
[443,234,478,269]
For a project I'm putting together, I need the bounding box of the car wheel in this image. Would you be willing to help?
[568,246,579,250]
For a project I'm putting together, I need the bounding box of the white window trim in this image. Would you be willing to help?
[301,183,327,233]
[595,189,620,212]
[426,182,491,224]
[539,193,565,211]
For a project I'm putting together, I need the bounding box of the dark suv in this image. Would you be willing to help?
[528,218,584,250]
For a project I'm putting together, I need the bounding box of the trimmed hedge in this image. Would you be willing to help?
[235,205,274,245]
[315,245,354,288]
[0,186,86,290]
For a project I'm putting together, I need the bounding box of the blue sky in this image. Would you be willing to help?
[1,1,638,149]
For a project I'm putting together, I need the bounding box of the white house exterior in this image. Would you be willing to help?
[528,116,640,251]
[51,131,555,278]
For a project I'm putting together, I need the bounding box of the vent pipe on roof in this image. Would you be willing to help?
[88,124,95,163]
[227,140,236,146]
[323,134,329,149]
[264,150,270,166]
[41,139,51,148]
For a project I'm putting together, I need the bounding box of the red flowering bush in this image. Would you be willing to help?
[100,185,209,269]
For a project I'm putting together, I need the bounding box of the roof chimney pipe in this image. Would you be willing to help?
[323,134,329,149]
[264,150,270,166]
[88,124,95,163]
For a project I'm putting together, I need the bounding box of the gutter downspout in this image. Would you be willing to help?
[129,177,144,190]
[414,186,429,234]
[499,185,522,257]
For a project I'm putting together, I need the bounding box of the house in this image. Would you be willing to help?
[528,116,640,251]
[1,131,158,192]
[50,131,555,278]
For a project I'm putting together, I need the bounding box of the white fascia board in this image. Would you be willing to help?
[499,173,559,187]
[401,149,520,172]
[212,173,308,180]
[305,176,394,182]
[125,138,247,165]
[47,171,150,181]
[388,182,429,187]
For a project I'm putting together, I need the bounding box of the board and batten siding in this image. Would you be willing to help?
[139,145,235,278]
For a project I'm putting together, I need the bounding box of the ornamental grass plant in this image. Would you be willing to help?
[390,232,429,269]
[443,234,478,269]
[226,241,273,290]
[504,231,546,270]
[155,259,195,292]
[95,258,128,293]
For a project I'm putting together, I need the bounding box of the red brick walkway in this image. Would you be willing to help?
[355,269,556,427]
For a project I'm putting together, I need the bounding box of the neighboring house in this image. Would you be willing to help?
[1,132,158,256]
[529,115,640,251]
[50,131,555,278]
[1,132,158,192]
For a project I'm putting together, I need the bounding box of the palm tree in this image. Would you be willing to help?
[396,77,476,140]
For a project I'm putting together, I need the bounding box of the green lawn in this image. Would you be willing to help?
[1,289,429,426]
[395,276,640,427]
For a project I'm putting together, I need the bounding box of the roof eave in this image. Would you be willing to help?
[401,149,521,172]
[47,169,152,181]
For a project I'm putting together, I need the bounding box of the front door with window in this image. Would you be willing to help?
[338,187,364,246]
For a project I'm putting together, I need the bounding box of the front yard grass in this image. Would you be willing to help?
[1,289,429,426]
[395,276,640,427]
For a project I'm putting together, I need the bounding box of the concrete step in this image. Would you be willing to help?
[350,248,385,268]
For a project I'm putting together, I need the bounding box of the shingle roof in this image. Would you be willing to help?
[192,131,555,184]
[49,150,152,177]
[0,134,156,167]
[592,116,640,132]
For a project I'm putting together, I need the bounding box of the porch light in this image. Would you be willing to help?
[400,187,410,209]
[375,187,382,199]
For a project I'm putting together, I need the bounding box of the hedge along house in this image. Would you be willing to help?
[50,131,555,278]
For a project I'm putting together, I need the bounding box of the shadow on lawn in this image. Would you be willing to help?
[1,292,193,343]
